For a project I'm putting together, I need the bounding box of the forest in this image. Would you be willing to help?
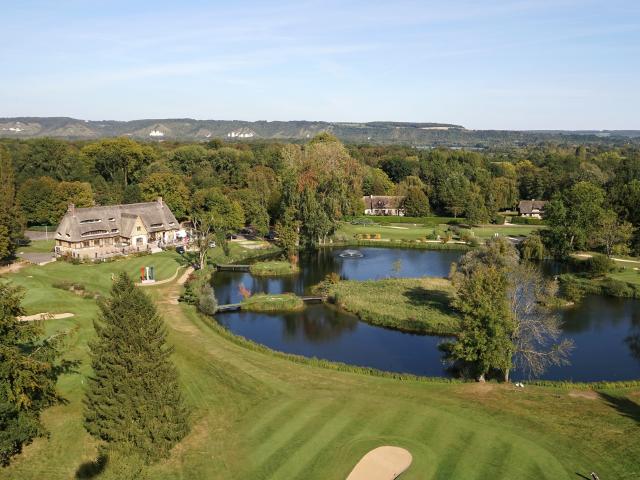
[1,134,640,263]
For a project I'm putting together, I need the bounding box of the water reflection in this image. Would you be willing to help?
[214,247,640,381]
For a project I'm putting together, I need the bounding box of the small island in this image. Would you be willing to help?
[324,277,459,335]
[249,260,300,277]
[241,293,305,312]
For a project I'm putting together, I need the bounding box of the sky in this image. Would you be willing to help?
[1,0,639,129]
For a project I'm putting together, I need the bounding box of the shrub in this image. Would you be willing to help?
[492,214,506,225]
[586,254,616,277]
[601,278,635,298]
[561,278,584,303]
[510,216,545,225]
[467,237,480,247]
[374,233,381,239]
[197,284,218,315]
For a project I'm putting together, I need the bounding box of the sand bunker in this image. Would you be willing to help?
[18,313,75,322]
[347,446,412,480]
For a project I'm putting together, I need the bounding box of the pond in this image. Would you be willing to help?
[212,247,640,382]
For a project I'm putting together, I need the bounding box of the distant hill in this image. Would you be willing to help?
[1,117,638,147]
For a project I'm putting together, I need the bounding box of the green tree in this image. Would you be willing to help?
[14,138,82,183]
[519,233,545,261]
[0,283,64,465]
[16,176,59,225]
[84,273,189,463]
[0,149,24,261]
[544,181,605,256]
[440,174,469,218]
[402,186,430,217]
[464,190,490,225]
[168,145,211,176]
[275,207,300,264]
[449,263,515,382]
[191,187,245,262]
[362,167,394,195]
[593,210,634,257]
[229,189,270,235]
[82,138,156,188]
[139,172,190,219]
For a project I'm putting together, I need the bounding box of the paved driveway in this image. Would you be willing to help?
[18,252,56,265]
[25,229,54,241]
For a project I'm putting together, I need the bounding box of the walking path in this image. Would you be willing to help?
[573,253,640,265]
[135,265,190,287]
[346,446,412,480]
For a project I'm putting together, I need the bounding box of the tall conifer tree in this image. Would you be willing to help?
[84,273,189,462]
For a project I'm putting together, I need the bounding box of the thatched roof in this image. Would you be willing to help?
[362,195,405,210]
[56,198,178,242]
[518,199,547,215]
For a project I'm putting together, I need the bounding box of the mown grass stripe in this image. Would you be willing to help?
[246,396,311,441]
[249,399,342,479]
[300,407,378,478]
[431,430,476,479]
[471,439,514,480]
[265,404,354,479]
[249,398,334,468]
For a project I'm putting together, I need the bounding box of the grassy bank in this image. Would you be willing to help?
[325,277,459,334]
[559,273,640,299]
[326,239,471,251]
[2,252,640,479]
[249,260,300,276]
[241,293,305,312]
[335,221,543,244]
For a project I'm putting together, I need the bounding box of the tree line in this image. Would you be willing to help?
[1,136,639,263]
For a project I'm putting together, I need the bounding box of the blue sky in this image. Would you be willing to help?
[1,0,639,129]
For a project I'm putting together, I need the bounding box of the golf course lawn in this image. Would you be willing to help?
[1,254,640,479]
[336,221,543,242]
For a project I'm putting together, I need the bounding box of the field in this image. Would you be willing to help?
[326,277,459,334]
[1,252,640,479]
[335,221,543,243]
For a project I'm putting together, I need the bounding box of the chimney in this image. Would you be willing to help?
[68,203,75,216]
[157,196,163,206]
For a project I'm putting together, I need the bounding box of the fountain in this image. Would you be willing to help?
[339,249,364,258]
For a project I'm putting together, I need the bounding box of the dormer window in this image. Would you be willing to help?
[79,218,102,224]
[108,217,116,221]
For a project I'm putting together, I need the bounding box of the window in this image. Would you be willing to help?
[79,218,101,224]
[82,241,90,248]
[150,223,163,228]
[136,226,141,232]
[108,217,116,221]
[111,229,119,233]
[81,230,108,237]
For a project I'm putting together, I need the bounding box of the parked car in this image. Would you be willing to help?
[208,241,216,248]
[265,230,278,241]
[226,234,238,240]
[175,245,185,255]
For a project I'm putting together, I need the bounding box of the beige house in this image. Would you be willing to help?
[518,199,547,219]
[55,198,180,260]
[362,195,406,216]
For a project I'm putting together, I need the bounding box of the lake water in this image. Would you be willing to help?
[212,247,640,381]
